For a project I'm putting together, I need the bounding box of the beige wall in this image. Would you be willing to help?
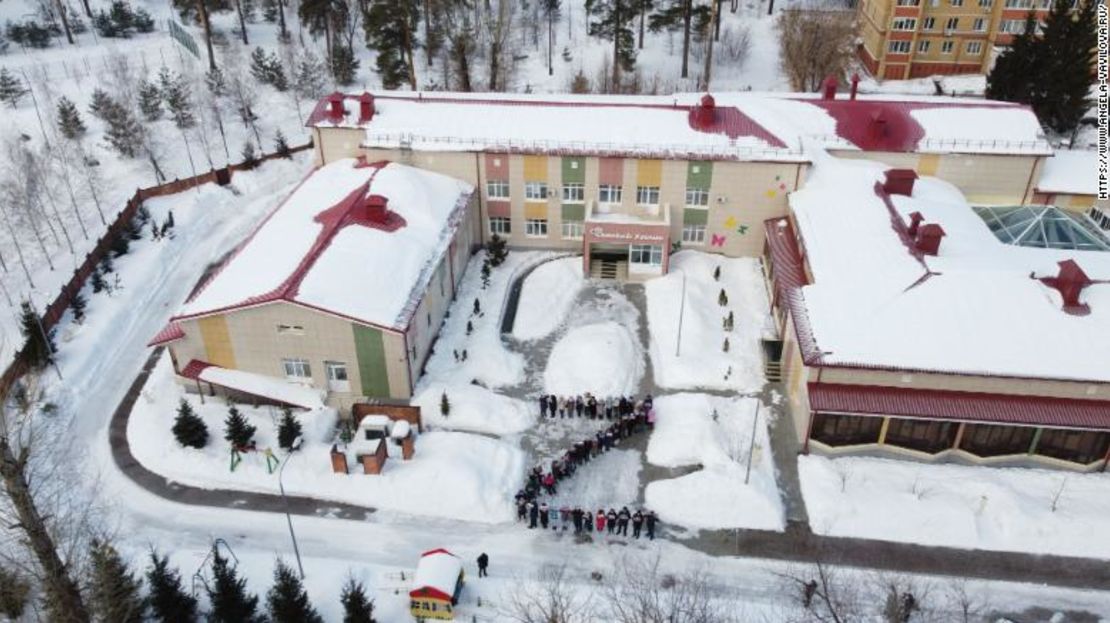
[818,365,1110,401]
[315,127,367,165]
[833,150,1042,204]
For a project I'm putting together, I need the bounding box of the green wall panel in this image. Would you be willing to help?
[562,157,585,183]
[686,161,713,188]
[352,324,390,397]
[562,203,585,221]
[683,207,708,226]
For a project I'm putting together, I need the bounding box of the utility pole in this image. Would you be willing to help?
[674,269,687,357]
[744,402,759,485]
[278,437,306,579]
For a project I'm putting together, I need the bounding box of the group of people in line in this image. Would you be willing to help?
[539,393,656,423]
[516,501,659,540]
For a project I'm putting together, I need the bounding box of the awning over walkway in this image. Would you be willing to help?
[808,382,1110,431]
[180,360,324,410]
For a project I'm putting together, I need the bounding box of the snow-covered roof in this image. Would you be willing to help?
[410,549,462,602]
[785,152,1110,382]
[1036,150,1098,195]
[307,91,1050,158]
[190,363,324,409]
[173,159,474,331]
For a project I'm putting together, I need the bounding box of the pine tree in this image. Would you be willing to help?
[89,87,114,120]
[465,320,473,335]
[250,46,272,83]
[277,406,302,450]
[241,141,258,168]
[206,66,228,97]
[722,337,729,352]
[91,267,107,293]
[173,399,209,448]
[56,96,87,140]
[266,559,322,623]
[18,301,54,369]
[718,288,728,306]
[103,100,144,158]
[340,577,376,623]
[160,67,196,130]
[293,51,328,101]
[649,0,709,78]
[363,0,419,89]
[713,265,721,281]
[138,78,163,121]
[146,551,199,623]
[111,232,131,256]
[224,406,256,448]
[99,254,115,274]
[126,215,144,240]
[986,12,1039,105]
[0,68,28,108]
[588,0,637,85]
[440,391,450,417]
[70,290,87,323]
[207,549,262,623]
[1035,0,1096,134]
[274,130,291,158]
[330,42,360,86]
[88,540,146,623]
[486,233,508,267]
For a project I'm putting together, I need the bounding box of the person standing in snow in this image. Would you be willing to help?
[596,509,607,533]
[477,553,489,578]
[548,505,559,531]
[539,502,550,529]
[617,507,631,536]
[516,497,527,522]
[528,501,538,529]
[646,510,657,540]
[559,506,571,531]
[575,396,584,417]
[539,396,548,418]
[606,509,618,534]
[632,510,644,538]
[572,508,583,533]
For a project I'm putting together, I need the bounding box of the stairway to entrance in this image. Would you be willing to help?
[589,258,628,280]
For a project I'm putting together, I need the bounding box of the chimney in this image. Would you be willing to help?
[883,169,918,196]
[327,92,345,119]
[821,75,838,101]
[1050,259,1092,309]
[850,73,860,100]
[362,194,389,223]
[907,211,924,237]
[691,93,716,129]
[358,91,375,123]
[914,223,946,256]
[868,110,889,144]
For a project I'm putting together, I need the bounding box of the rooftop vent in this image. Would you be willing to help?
[883,169,918,196]
[353,193,405,232]
[358,92,375,124]
[850,73,860,101]
[1039,259,1093,315]
[690,94,716,130]
[822,75,838,101]
[914,223,946,256]
[907,211,925,237]
[327,92,345,119]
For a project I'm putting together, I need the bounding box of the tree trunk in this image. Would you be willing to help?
[277,0,288,38]
[423,0,434,67]
[612,0,621,89]
[680,0,691,78]
[324,19,333,71]
[714,0,721,40]
[0,441,91,623]
[638,0,645,49]
[489,39,500,90]
[53,0,74,44]
[703,0,716,89]
[458,42,472,90]
[234,0,249,44]
[404,20,418,89]
[198,0,218,71]
[548,14,554,75]
[80,0,92,18]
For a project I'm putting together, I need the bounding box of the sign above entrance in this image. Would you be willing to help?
[586,226,667,244]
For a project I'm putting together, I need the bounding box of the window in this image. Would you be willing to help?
[959,423,1035,457]
[1004,0,1032,7]
[999,19,1027,32]
[941,40,955,53]
[282,358,311,379]
[629,244,663,265]
[951,0,963,6]
[486,180,509,199]
[892,17,917,30]
[966,41,983,54]
[896,0,919,5]
[635,186,660,205]
[972,17,986,31]
[598,184,623,204]
[811,412,883,446]
[489,217,511,235]
[888,40,912,54]
[325,361,349,392]
[682,223,706,244]
[562,182,584,203]
[685,188,709,206]
[922,16,936,29]
[945,16,959,30]
[979,0,992,6]
[1035,429,1110,465]
[1088,206,1110,231]
[884,418,958,454]
[562,220,584,239]
[276,324,304,335]
[525,219,548,237]
[917,39,931,53]
[524,181,548,201]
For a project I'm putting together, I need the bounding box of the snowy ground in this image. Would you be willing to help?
[800,454,1110,560]
[645,393,784,532]
[543,321,645,398]
[645,251,773,392]
[511,256,584,341]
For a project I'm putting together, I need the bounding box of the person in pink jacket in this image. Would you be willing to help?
[595,509,606,532]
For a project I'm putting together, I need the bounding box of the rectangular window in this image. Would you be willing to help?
[1004,0,1032,7]
[950,0,963,6]
[888,40,912,53]
[945,17,959,30]
[941,40,955,53]
[525,219,548,237]
[562,182,584,203]
[966,41,983,54]
[1087,206,1110,231]
[629,244,663,265]
[884,418,958,454]
[486,180,509,199]
[972,17,986,31]
[489,217,511,235]
[999,19,1026,32]
[979,0,992,5]
[282,358,311,379]
[561,221,584,239]
[896,0,919,5]
[524,181,548,201]
[918,39,931,53]
[892,17,917,30]
[598,184,623,204]
[325,361,349,392]
[960,423,1035,457]
[276,324,304,335]
[635,186,660,205]
[922,16,936,29]
[685,188,710,206]
[811,412,883,446]
[681,223,706,244]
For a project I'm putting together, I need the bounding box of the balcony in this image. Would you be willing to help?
[585,199,671,226]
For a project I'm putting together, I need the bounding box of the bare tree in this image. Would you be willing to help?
[776,558,866,623]
[600,553,738,623]
[775,8,856,92]
[942,579,988,623]
[499,563,597,623]
[485,0,517,90]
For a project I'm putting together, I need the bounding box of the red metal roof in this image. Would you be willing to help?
[808,382,1110,430]
[179,359,214,380]
[808,99,1015,153]
[763,217,807,304]
[148,322,185,346]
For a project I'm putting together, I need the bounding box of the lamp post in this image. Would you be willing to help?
[674,268,687,357]
[278,436,305,579]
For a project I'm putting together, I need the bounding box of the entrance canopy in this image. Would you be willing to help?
[180,360,325,410]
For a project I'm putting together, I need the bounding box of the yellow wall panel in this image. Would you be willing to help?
[522,155,547,181]
[198,315,237,368]
[1068,195,1095,209]
[524,202,549,219]
[917,154,940,177]
[636,159,663,186]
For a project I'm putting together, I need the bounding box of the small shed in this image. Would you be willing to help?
[409,548,464,620]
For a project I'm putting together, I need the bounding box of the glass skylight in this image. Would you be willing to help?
[973,205,1110,251]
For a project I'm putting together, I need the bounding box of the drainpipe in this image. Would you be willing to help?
[1021,156,1041,204]
[474,155,487,247]
[402,329,414,396]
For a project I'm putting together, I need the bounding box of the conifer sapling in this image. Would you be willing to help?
[277,406,302,450]
[173,398,209,448]
[266,559,322,623]
[146,550,198,623]
[224,406,257,449]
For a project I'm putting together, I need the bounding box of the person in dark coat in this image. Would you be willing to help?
[516,498,527,522]
[606,508,617,534]
[548,395,557,416]
[539,396,548,418]
[539,502,550,529]
[632,510,644,538]
[617,507,631,536]
[646,510,657,540]
[572,508,583,533]
[528,501,538,529]
[477,553,489,578]
[575,396,584,417]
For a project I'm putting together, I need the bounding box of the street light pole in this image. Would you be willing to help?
[744,403,760,485]
[278,436,305,579]
[674,269,687,357]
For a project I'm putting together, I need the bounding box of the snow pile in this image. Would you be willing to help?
[644,393,784,532]
[544,322,644,397]
[911,107,1050,154]
[645,251,771,392]
[512,257,585,340]
[129,355,524,522]
[1037,151,1098,195]
[549,449,643,510]
[197,366,324,410]
[799,455,1110,559]
[413,383,534,435]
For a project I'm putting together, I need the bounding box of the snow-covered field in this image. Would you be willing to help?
[800,454,1110,560]
[645,251,772,392]
[511,256,584,341]
[645,393,784,532]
